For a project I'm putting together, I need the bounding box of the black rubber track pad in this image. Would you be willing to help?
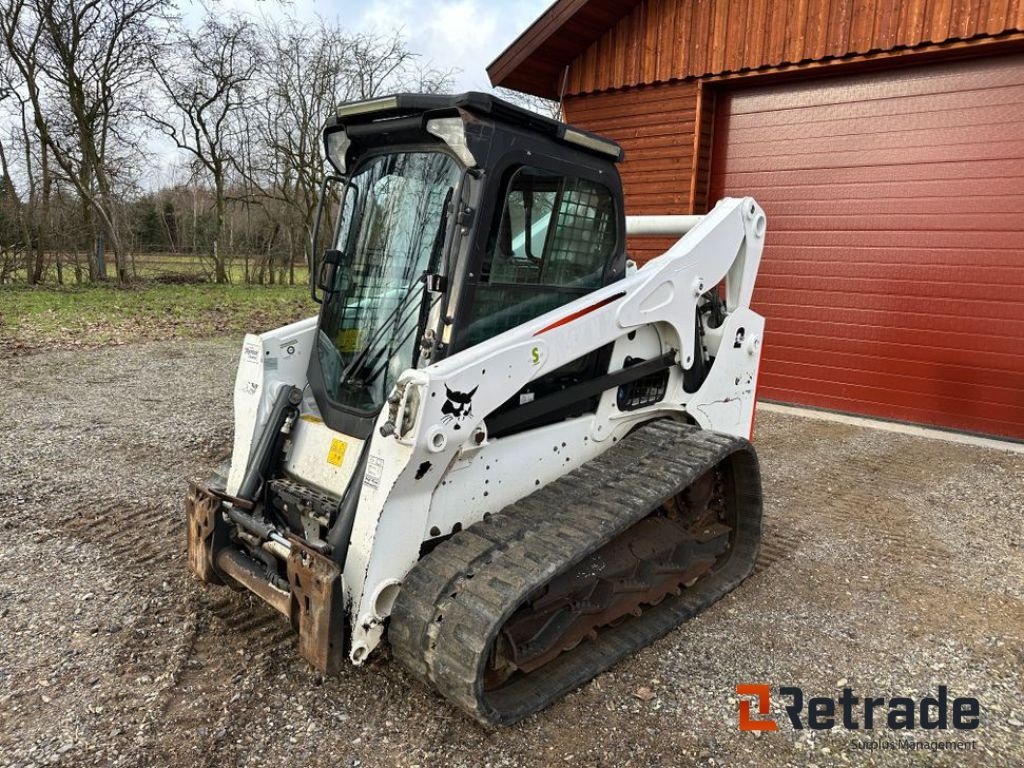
[388,420,762,725]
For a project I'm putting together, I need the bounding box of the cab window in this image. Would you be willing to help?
[462,166,618,347]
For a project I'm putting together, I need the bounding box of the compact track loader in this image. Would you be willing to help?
[186,92,767,724]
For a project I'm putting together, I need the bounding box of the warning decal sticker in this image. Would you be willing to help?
[327,438,347,467]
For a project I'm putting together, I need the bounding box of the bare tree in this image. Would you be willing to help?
[0,66,25,281]
[0,117,27,282]
[1,0,170,282]
[147,13,259,283]
[345,30,423,100]
[0,4,460,286]
[241,20,454,284]
[0,1,49,282]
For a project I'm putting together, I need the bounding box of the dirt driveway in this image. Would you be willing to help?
[1,339,1021,768]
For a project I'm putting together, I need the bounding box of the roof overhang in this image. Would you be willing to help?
[487,0,642,99]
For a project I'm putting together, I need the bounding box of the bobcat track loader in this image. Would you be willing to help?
[186,92,767,725]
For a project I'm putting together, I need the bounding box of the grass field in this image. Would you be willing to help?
[127,253,310,285]
[0,281,315,357]
[3,251,310,286]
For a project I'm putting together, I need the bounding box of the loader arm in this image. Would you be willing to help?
[343,196,766,661]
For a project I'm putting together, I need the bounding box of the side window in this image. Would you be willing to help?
[484,167,615,288]
[463,166,618,348]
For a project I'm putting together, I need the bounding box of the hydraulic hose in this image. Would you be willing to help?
[237,385,303,502]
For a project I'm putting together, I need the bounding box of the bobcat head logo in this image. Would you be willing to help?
[441,385,478,430]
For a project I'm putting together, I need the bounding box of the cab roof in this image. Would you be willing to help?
[329,91,624,162]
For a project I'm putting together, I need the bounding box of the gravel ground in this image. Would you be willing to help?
[1,338,1022,768]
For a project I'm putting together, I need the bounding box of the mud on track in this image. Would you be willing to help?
[1,338,1021,767]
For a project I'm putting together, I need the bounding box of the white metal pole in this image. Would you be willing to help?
[625,215,703,236]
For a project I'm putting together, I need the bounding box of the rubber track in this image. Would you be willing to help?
[389,420,763,725]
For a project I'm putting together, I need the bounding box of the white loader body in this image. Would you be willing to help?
[224,196,766,663]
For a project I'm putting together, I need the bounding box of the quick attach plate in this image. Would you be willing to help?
[287,536,346,675]
[185,482,229,585]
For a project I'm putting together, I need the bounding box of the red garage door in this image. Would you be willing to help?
[710,54,1024,440]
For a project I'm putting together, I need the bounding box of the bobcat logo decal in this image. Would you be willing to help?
[441,385,478,430]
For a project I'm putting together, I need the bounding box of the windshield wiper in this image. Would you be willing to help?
[428,186,454,273]
[351,296,422,387]
[365,294,442,399]
[337,271,426,386]
[335,184,456,397]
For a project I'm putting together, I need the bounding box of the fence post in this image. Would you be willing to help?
[95,232,107,280]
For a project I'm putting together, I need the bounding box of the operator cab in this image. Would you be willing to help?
[310,92,628,440]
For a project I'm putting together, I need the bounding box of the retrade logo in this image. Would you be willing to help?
[736,684,980,732]
[737,684,778,732]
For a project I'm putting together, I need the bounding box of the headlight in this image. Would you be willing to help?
[326,129,351,173]
[426,117,477,168]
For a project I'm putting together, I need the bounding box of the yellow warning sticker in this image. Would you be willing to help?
[301,414,323,424]
[335,328,362,353]
[327,438,347,467]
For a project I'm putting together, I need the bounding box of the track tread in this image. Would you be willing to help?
[389,420,763,724]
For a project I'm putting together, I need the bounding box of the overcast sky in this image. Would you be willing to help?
[197,0,553,92]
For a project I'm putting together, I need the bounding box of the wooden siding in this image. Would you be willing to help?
[566,0,1024,94]
[487,0,644,97]
[690,84,716,214]
[709,54,1024,439]
[564,82,700,263]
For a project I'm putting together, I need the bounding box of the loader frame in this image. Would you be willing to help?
[186,93,768,677]
[200,195,766,669]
